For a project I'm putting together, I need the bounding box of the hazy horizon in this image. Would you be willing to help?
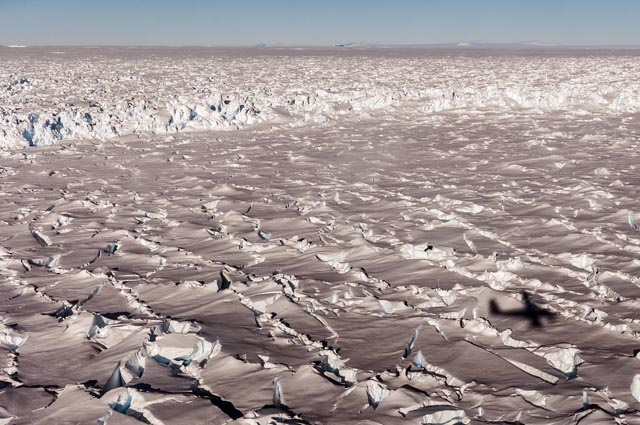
[1,0,639,47]
[3,42,640,49]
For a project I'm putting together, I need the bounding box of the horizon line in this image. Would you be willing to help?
[3,42,640,50]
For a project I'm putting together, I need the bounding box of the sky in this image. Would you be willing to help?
[0,0,639,47]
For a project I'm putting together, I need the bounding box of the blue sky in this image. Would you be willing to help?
[1,0,639,46]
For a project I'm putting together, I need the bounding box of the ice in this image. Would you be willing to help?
[201,200,220,211]
[123,350,146,379]
[162,319,200,334]
[28,254,61,268]
[111,389,134,414]
[533,345,583,377]
[273,380,283,407]
[96,410,112,425]
[2,46,640,424]
[631,374,640,403]
[0,324,28,351]
[2,47,640,148]
[402,325,420,358]
[413,350,425,368]
[148,334,220,367]
[104,241,121,254]
[103,363,133,393]
[418,406,469,425]
[316,251,351,273]
[30,229,51,246]
[629,212,640,231]
[320,351,357,387]
[365,380,389,409]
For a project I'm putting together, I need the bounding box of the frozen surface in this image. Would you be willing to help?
[2,47,640,148]
[1,47,640,424]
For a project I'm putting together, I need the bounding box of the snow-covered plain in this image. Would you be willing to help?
[1,46,640,424]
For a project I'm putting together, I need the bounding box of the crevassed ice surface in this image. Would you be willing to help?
[1,47,640,424]
[2,47,640,148]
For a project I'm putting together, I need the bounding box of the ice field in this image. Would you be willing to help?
[1,46,640,424]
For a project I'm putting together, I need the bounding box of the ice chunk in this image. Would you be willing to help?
[534,344,583,377]
[103,363,134,393]
[273,380,283,407]
[135,237,162,252]
[246,293,281,314]
[149,334,221,367]
[316,251,350,273]
[29,254,61,268]
[504,359,559,385]
[403,326,420,358]
[631,374,640,402]
[105,241,121,255]
[320,351,357,387]
[0,325,28,351]
[97,410,112,425]
[206,225,226,236]
[629,212,640,231]
[201,200,219,211]
[463,232,476,254]
[316,251,348,263]
[162,319,201,334]
[218,269,232,291]
[320,352,341,375]
[340,369,357,387]
[378,299,392,313]
[365,380,389,409]
[436,289,457,306]
[419,406,469,424]
[111,389,134,414]
[51,302,75,320]
[145,211,167,220]
[31,229,51,246]
[515,389,548,408]
[463,319,498,337]
[568,253,596,271]
[88,314,108,339]
[413,350,425,368]
[124,350,146,379]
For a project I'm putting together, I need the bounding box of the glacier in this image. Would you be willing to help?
[1,46,640,424]
[1,47,640,148]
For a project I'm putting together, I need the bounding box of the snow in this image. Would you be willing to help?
[1,47,640,148]
[1,46,640,424]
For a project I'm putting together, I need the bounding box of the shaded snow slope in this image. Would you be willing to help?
[1,47,640,148]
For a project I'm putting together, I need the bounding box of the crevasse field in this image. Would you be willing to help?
[1,46,640,424]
